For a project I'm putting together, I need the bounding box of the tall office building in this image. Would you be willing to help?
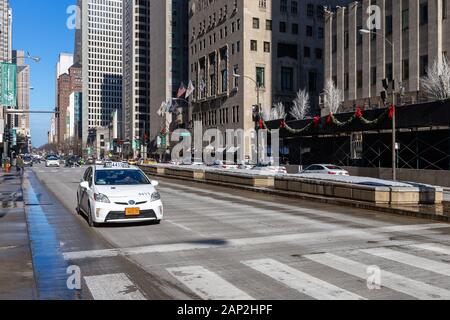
[13,50,30,134]
[73,0,83,65]
[122,0,151,155]
[0,0,12,62]
[81,0,123,145]
[324,0,450,112]
[149,0,189,147]
[55,53,73,145]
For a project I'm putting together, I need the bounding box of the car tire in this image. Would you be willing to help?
[88,205,99,228]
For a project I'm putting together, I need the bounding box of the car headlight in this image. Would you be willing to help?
[151,192,161,202]
[94,193,111,203]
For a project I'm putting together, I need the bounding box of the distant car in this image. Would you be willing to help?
[46,156,60,168]
[86,157,95,165]
[127,159,138,166]
[95,159,103,165]
[77,162,163,227]
[23,156,33,167]
[213,160,238,170]
[251,165,287,175]
[301,164,349,176]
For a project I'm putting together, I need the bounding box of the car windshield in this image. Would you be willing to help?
[95,170,150,186]
[47,157,58,160]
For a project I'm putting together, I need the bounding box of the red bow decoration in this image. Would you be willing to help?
[280,120,286,129]
[355,106,363,119]
[313,116,321,127]
[388,104,395,119]
[327,113,333,125]
[161,128,166,135]
[259,119,264,130]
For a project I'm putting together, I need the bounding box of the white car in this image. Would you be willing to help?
[301,164,350,176]
[251,165,288,175]
[46,156,60,168]
[76,162,164,227]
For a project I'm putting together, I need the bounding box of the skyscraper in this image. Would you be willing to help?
[81,0,123,146]
[0,0,12,62]
[122,0,150,156]
[13,50,30,134]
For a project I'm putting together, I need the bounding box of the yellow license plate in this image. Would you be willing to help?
[125,208,140,216]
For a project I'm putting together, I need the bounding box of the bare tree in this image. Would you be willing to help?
[270,102,287,120]
[290,89,310,120]
[421,56,450,101]
[323,80,342,114]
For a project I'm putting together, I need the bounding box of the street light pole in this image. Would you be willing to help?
[233,73,261,165]
[360,29,396,181]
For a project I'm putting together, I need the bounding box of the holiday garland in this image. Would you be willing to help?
[260,105,395,135]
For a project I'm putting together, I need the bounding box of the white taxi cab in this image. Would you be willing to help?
[76,162,163,227]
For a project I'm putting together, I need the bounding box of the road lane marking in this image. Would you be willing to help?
[409,243,450,256]
[84,273,146,300]
[243,259,366,300]
[305,253,450,300]
[361,247,450,277]
[167,266,254,300]
[63,223,448,261]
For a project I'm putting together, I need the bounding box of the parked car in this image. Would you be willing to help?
[212,160,239,170]
[301,164,350,176]
[251,164,287,175]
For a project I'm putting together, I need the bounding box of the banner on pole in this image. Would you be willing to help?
[0,63,17,107]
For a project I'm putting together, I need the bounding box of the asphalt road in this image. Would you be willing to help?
[24,164,450,300]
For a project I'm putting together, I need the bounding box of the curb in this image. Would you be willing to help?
[145,172,450,223]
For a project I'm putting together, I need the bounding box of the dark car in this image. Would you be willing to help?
[65,156,81,167]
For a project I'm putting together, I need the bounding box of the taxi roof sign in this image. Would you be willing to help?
[103,162,130,169]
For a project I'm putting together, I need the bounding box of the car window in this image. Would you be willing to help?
[83,168,90,182]
[94,170,150,186]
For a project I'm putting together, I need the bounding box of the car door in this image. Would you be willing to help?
[80,168,92,212]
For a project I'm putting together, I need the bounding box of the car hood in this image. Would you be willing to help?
[94,184,156,200]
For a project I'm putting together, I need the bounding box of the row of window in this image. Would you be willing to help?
[192,105,241,127]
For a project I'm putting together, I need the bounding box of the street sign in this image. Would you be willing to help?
[0,63,17,107]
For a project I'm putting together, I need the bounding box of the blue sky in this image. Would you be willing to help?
[10,0,75,147]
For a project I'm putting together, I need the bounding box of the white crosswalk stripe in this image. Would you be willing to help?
[167,266,254,300]
[409,243,450,256]
[305,253,450,300]
[84,273,146,300]
[361,247,450,277]
[243,259,366,300]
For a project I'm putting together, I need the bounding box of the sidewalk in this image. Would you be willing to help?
[0,171,36,299]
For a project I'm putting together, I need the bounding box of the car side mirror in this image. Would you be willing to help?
[80,181,90,190]
[151,180,159,187]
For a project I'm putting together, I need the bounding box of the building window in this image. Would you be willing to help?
[304,46,311,58]
[386,15,393,35]
[292,23,299,34]
[344,73,349,90]
[266,20,272,30]
[280,0,287,13]
[281,67,294,92]
[402,59,410,80]
[264,41,271,53]
[420,55,429,76]
[233,65,239,87]
[307,4,314,17]
[306,25,313,37]
[253,18,260,29]
[291,1,298,14]
[371,66,377,86]
[315,48,322,60]
[256,67,265,88]
[221,69,228,92]
[280,21,287,33]
[259,0,267,8]
[318,27,324,39]
[420,3,428,25]
[402,9,409,31]
[251,40,258,51]
[357,70,363,88]
[308,72,317,93]
[386,63,393,81]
